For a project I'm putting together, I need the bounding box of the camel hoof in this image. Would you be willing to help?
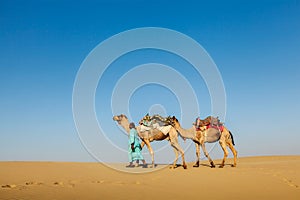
[210,162,215,168]
[231,164,236,167]
[193,162,199,167]
[183,165,187,169]
[219,165,224,168]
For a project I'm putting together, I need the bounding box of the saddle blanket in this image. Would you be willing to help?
[140,124,171,135]
[156,125,172,135]
[207,124,224,132]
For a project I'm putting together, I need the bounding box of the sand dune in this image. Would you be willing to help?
[0,156,299,200]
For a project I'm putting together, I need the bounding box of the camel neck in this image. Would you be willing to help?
[176,125,196,140]
[120,120,130,134]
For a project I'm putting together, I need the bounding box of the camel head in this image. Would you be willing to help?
[170,116,180,128]
[112,114,128,125]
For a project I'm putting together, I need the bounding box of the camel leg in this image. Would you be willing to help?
[170,142,187,169]
[144,139,155,168]
[201,142,215,168]
[219,138,229,168]
[169,141,179,169]
[227,141,238,167]
[169,131,187,169]
[223,127,238,167]
[193,142,200,167]
[140,140,145,149]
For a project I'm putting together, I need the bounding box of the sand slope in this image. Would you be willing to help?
[0,156,299,200]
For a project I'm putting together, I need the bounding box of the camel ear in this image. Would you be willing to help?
[120,114,127,118]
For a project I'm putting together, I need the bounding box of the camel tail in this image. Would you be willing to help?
[229,131,235,146]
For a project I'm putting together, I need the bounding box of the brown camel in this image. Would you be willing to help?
[170,116,237,168]
[113,114,187,169]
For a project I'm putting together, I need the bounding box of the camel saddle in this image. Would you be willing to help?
[141,114,172,126]
[197,116,224,132]
[150,114,173,126]
[140,114,172,135]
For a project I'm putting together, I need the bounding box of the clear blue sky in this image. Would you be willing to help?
[0,0,299,162]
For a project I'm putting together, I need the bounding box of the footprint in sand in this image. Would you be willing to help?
[25,181,43,186]
[2,182,44,190]
[94,180,105,184]
[53,181,77,188]
[282,178,299,188]
[68,183,75,188]
[53,181,64,186]
[67,181,78,188]
[1,184,17,189]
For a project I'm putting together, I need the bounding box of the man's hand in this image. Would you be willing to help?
[131,143,135,152]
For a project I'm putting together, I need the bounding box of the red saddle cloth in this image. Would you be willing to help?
[207,124,224,132]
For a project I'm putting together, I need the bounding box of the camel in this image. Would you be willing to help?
[170,116,237,168]
[113,114,187,169]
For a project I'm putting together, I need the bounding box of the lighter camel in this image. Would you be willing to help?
[113,114,187,169]
[170,116,238,168]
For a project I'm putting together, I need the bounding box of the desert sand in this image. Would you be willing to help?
[0,156,299,200]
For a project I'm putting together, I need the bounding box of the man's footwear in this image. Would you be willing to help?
[142,164,148,168]
[125,164,135,168]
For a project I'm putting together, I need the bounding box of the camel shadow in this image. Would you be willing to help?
[199,163,235,168]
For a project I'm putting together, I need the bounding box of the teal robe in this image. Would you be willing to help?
[128,128,144,162]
